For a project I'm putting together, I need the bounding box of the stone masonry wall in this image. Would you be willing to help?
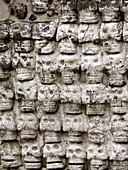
[0,0,128,169]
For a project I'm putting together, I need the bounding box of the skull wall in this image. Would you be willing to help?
[0,0,128,169]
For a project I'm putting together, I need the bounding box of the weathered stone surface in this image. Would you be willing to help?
[0,1,127,169]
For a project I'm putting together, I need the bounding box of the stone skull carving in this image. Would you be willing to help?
[12,52,36,81]
[36,54,58,84]
[30,0,48,13]
[0,22,9,39]
[40,113,61,132]
[60,85,82,104]
[17,113,39,139]
[0,111,16,141]
[63,114,86,132]
[57,54,80,84]
[38,84,60,112]
[66,143,86,164]
[121,0,128,22]
[22,141,43,169]
[32,20,58,39]
[77,0,98,23]
[108,143,128,161]
[82,84,106,104]
[107,86,128,114]
[10,22,32,39]
[35,39,55,54]
[43,143,65,158]
[104,53,127,87]
[78,24,99,43]
[58,0,77,23]
[0,50,11,80]
[0,141,21,168]
[87,116,109,143]
[100,22,123,41]
[14,40,34,53]
[0,81,14,111]
[87,144,108,160]
[102,40,122,54]
[10,2,27,19]
[81,52,103,84]
[99,0,120,22]
[111,114,128,143]
[56,24,78,54]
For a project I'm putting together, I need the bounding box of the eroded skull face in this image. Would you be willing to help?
[108,143,128,161]
[78,0,98,23]
[60,85,81,104]
[14,40,33,53]
[32,21,57,39]
[82,84,106,104]
[31,0,48,13]
[99,0,120,22]
[100,22,123,41]
[111,114,128,143]
[78,24,99,42]
[15,80,37,100]
[43,143,65,158]
[0,111,16,141]
[57,54,80,84]
[56,24,78,54]
[63,114,86,132]
[107,86,128,113]
[12,52,36,81]
[58,0,77,23]
[35,39,55,54]
[87,116,109,143]
[36,54,58,84]
[90,159,108,170]
[103,40,122,54]
[0,50,11,80]
[17,113,39,139]
[0,81,14,111]
[0,23,9,39]
[87,144,108,160]
[38,84,60,112]
[22,141,42,169]
[66,143,86,164]
[40,114,61,132]
[0,141,21,168]
[10,22,32,39]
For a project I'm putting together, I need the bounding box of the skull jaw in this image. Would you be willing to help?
[111,105,127,114]
[68,158,85,164]
[113,131,128,143]
[88,133,105,144]
[0,100,13,111]
[43,102,59,112]
[62,71,79,85]
[47,157,65,169]
[21,100,36,112]
[110,160,128,170]
[86,104,106,115]
[32,3,48,13]
[64,103,82,114]
[16,68,35,81]
[79,10,98,23]
[0,130,16,141]
[68,132,83,142]
[108,75,126,87]
[59,42,77,54]
[24,156,42,169]
[59,13,77,23]
[1,156,21,168]
[0,68,10,80]
[90,159,108,170]
[102,12,120,22]
[40,72,57,84]
[20,130,37,139]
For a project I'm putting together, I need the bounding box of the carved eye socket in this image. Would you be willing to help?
[46,145,50,151]
[29,56,33,59]
[47,61,51,65]
[73,90,77,94]
[89,149,93,153]
[53,144,59,149]
[75,148,81,154]
[0,117,2,121]
[93,59,98,63]
[74,119,79,123]
[60,60,65,65]
[84,59,88,63]
[6,117,11,122]
[32,146,38,151]
[122,150,126,153]
[50,90,53,94]
[50,119,55,124]
[98,149,103,153]
[23,145,28,151]
[81,30,85,33]
[66,119,70,124]
[68,149,73,154]
[44,118,48,123]
[69,61,74,65]
[21,56,27,61]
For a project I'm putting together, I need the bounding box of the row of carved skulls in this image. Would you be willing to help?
[0,109,127,143]
[0,139,127,169]
[0,21,128,42]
